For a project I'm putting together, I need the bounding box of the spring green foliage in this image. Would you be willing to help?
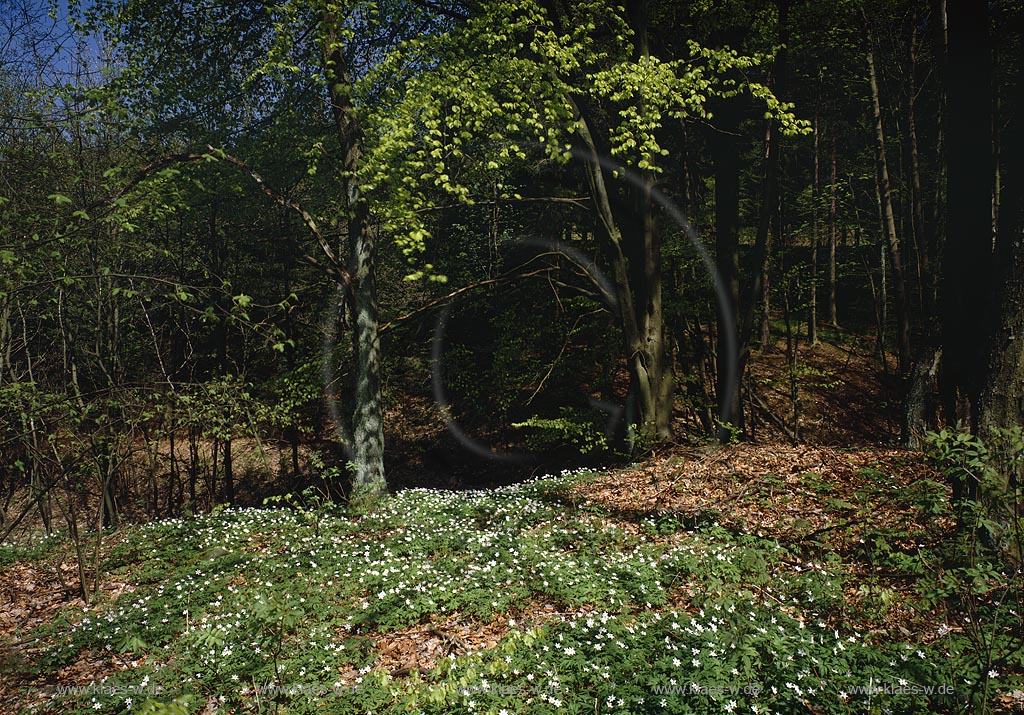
[513,408,610,456]
[925,426,1024,562]
[921,428,1024,713]
[360,0,809,258]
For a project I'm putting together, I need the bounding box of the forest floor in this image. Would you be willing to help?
[381,327,904,493]
[1,334,1021,714]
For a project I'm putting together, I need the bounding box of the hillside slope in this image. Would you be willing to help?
[2,448,1020,714]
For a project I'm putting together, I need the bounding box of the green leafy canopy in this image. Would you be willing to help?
[357,0,809,258]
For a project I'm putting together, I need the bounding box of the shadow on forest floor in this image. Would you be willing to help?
[380,330,900,494]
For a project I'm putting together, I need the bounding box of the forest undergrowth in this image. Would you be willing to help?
[1,448,1021,714]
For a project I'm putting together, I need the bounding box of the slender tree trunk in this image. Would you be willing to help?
[930,0,948,319]
[207,200,235,506]
[866,22,912,375]
[871,176,889,373]
[783,279,799,444]
[747,122,780,354]
[210,438,218,509]
[714,97,743,441]
[991,43,1000,248]
[809,110,819,345]
[901,21,930,320]
[323,15,386,504]
[760,260,773,350]
[97,433,120,529]
[188,426,198,510]
[880,241,888,375]
[223,436,234,503]
[0,302,10,386]
[901,13,944,445]
[706,20,747,444]
[739,0,789,417]
[828,132,839,326]
[168,410,179,516]
[679,122,695,216]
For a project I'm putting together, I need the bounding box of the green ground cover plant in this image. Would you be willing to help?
[2,461,1020,714]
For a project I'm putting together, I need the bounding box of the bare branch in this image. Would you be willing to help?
[408,0,471,21]
[206,146,350,289]
[414,196,592,214]
[380,266,554,332]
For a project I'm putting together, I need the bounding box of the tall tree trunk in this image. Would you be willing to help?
[222,436,234,503]
[808,110,819,345]
[979,33,1023,436]
[627,0,673,441]
[942,0,993,433]
[539,0,674,449]
[714,97,743,441]
[323,15,386,504]
[901,20,930,320]
[981,212,1023,439]
[828,131,839,326]
[573,105,670,447]
[739,0,789,422]
[188,427,198,509]
[98,435,118,529]
[748,120,778,370]
[991,42,1001,249]
[639,166,673,440]
[168,411,179,516]
[783,281,800,443]
[866,20,912,376]
[760,257,773,350]
[930,0,948,317]
[872,176,889,373]
[902,11,943,446]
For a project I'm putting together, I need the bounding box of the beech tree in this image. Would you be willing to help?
[363,0,807,447]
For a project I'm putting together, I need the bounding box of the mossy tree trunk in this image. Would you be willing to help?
[322,13,386,505]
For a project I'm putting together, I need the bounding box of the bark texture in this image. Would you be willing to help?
[323,16,386,504]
